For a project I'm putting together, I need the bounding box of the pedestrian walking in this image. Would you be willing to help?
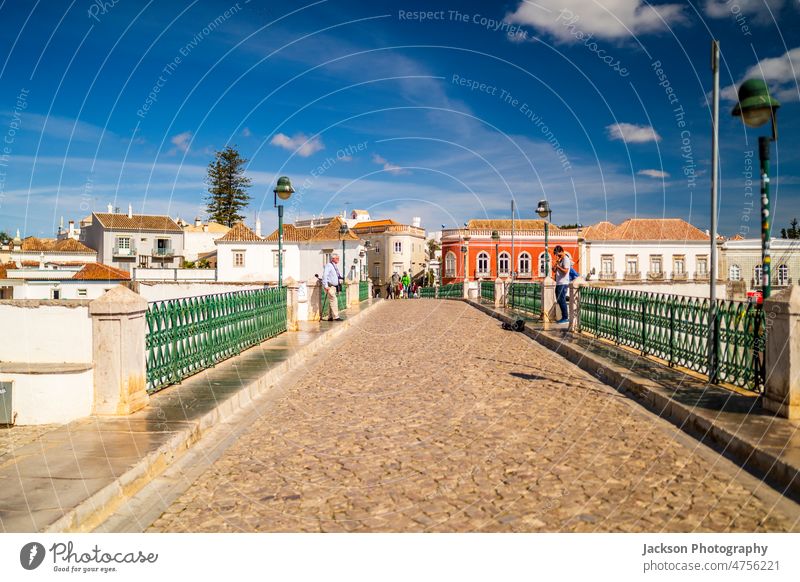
[401,271,411,299]
[553,245,570,324]
[321,253,344,321]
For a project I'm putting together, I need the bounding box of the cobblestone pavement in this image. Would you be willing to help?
[148,300,800,532]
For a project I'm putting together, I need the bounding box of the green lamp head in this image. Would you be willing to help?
[732,79,780,128]
[273,176,295,201]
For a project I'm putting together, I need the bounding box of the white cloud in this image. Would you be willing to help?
[505,0,686,42]
[722,47,800,103]
[170,131,192,153]
[270,132,324,157]
[606,122,661,143]
[704,0,786,24]
[241,127,252,137]
[638,169,670,178]
[372,153,406,175]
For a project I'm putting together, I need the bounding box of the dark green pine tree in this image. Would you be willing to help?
[205,146,252,227]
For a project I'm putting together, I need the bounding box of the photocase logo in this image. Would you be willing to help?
[20,542,46,570]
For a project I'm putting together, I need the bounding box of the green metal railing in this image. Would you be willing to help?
[508,282,543,316]
[439,283,463,299]
[579,287,765,392]
[338,287,348,312]
[359,280,368,301]
[419,286,436,298]
[480,280,494,303]
[146,287,287,393]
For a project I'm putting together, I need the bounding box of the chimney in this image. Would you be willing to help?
[68,220,74,229]
[39,252,45,269]
[412,216,421,228]
[128,204,133,219]
[195,217,202,228]
[255,216,262,237]
[107,203,113,213]
[203,224,208,233]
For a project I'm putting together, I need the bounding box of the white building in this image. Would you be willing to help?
[56,217,81,240]
[215,222,300,283]
[721,236,800,291]
[348,211,426,286]
[0,262,130,299]
[181,218,230,262]
[583,218,717,285]
[266,216,363,283]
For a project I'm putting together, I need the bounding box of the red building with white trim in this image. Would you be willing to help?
[440,219,580,284]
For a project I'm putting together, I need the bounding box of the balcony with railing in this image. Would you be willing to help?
[646,271,664,281]
[152,247,175,258]
[112,245,136,257]
[623,271,641,281]
[694,271,710,281]
[671,271,688,281]
[598,272,616,281]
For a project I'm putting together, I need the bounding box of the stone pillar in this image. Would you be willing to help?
[368,278,373,299]
[763,286,800,419]
[568,278,584,332]
[285,280,300,332]
[307,279,323,322]
[468,280,478,300]
[89,286,149,415]
[347,280,359,306]
[463,273,469,299]
[494,277,504,308]
[434,283,439,299]
[542,276,556,329]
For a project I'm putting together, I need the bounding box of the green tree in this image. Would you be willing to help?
[426,238,440,261]
[205,146,252,227]
[0,231,10,244]
[781,218,800,239]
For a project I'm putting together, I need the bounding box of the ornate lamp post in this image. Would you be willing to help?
[339,223,349,279]
[491,229,500,278]
[536,200,552,278]
[732,79,780,300]
[273,176,295,287]
[462,229,471,281]
[362,239,372,281]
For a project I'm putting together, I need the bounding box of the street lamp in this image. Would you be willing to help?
[732,78,780,299]
[363,239,372,281]
[491,229,500,278]
[273,176,295,287]
[462,231,471,281]
[536,200,552,278]
[339,223,349,279]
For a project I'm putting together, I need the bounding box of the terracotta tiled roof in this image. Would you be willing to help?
[183,221,230,234]
[582,221,616,240]
[17,237,95,253]
[269,217,360,242]
[21,261,88,267]
[93,212,182,232]
[352,219,399,229]
[467,219,547,230]
[603,219,709,241]
[729,233,745,241]
[264,223,313,242]
[216,222,264,242]
[307,216,360,241]
[0,262,11,278]
[72,263,131,281]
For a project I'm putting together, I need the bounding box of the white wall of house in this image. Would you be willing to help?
[183,230,227,261]
[216,242,300,283]
[584,241,717,282]
[10,250,97,265]
[9,280,117,300]
[605,281,728,299]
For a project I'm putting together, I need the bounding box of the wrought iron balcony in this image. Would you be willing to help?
[646,271,664,281]
[671,272,688,281]
[598,272,616,281]
[694,271,710,281]
[623,271,641,281]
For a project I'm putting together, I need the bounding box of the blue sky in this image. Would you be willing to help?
[0,0,798,238]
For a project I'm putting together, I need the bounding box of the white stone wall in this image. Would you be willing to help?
[605,281,728,299]
[0,301,92,362]
[136,282,269,301]
[183,230,227,261]
[11,280,116,300]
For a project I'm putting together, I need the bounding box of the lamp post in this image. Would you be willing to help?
[536,200,552,278]
[363,239,372,281]
[339,223,349,279]
[491,229,500,278]
[732,78,780,300]
[273,176,295,287]
[462,229,471,281]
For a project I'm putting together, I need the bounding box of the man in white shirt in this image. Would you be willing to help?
[553,245,571,324]
[321,253,344,321]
